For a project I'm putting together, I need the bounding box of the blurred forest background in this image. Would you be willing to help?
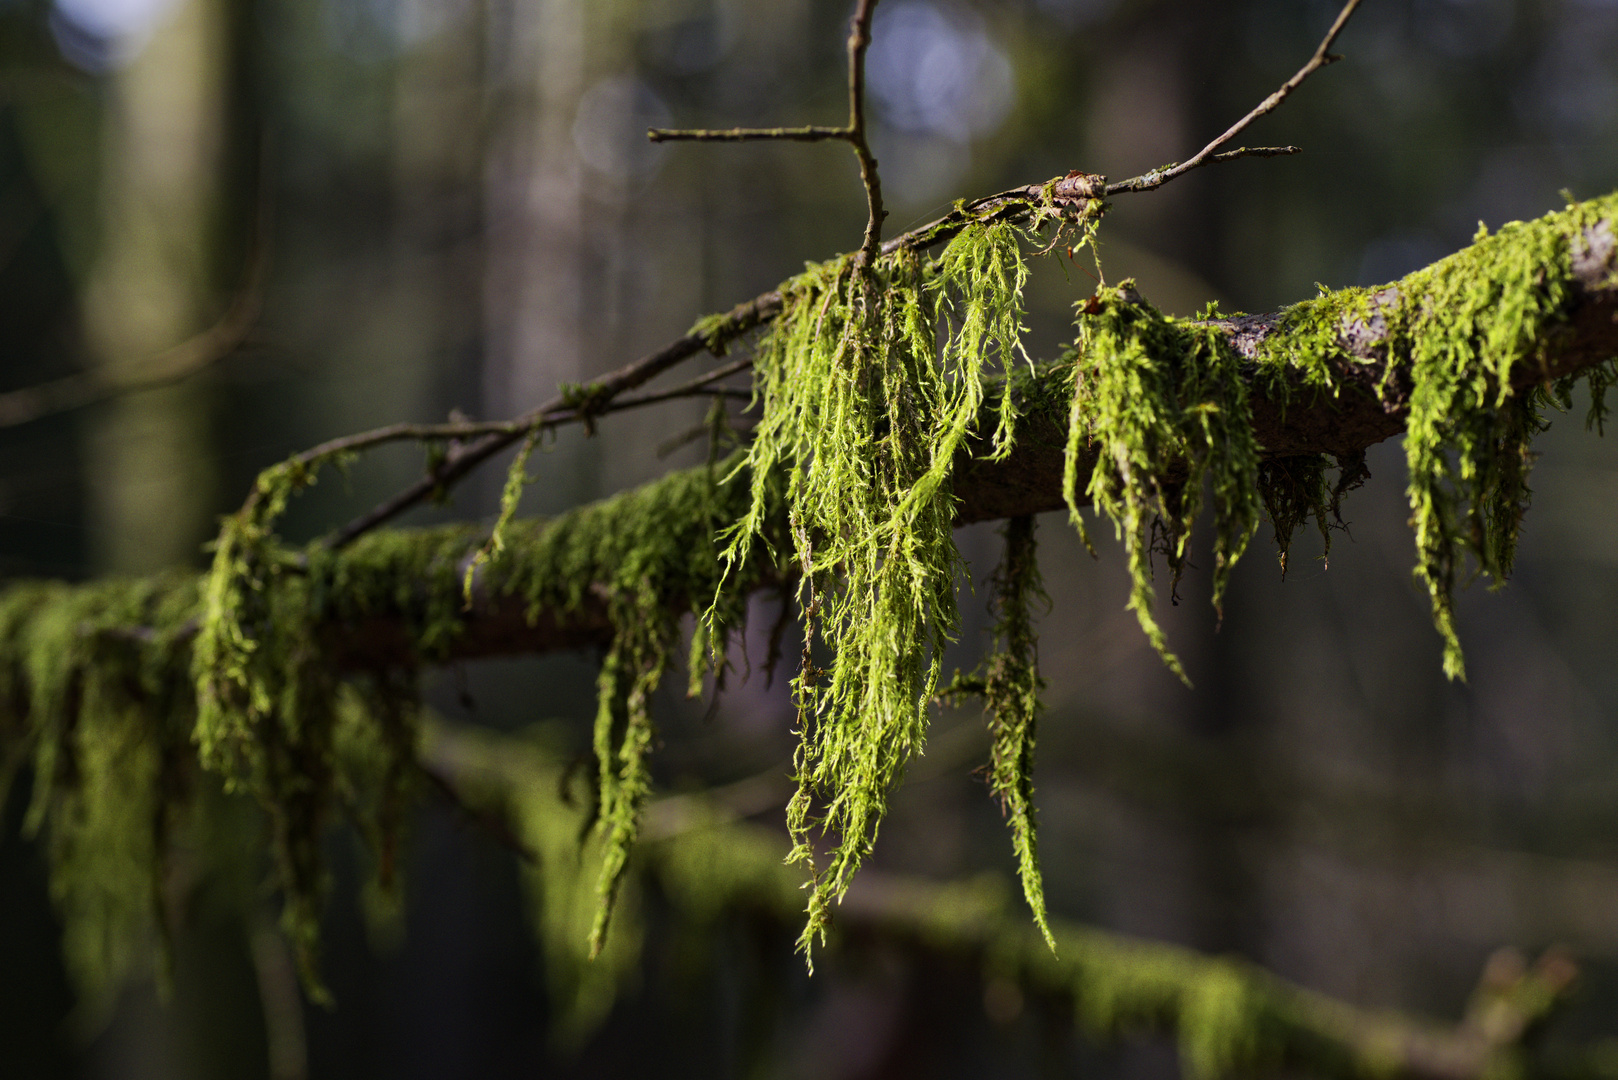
[1,0,1617,1076]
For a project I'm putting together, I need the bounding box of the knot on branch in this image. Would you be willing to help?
[1051,171,1107,205]
[558,381,614,435]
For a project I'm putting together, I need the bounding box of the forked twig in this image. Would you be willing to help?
[650,0,886,267]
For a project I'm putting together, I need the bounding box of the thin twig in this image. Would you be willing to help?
[270,371,753,468]
[648,125,848,143]
[325,292,781,548]
[611,353,755,407]
[846,0,886,268]
[0,133,275,429]
[646,1,886,266]
[1104,0,1360,196]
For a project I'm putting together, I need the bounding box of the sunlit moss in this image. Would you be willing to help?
[1065,282,1262,680]
[982,515,1052,947]
[3,189,1615,1018]
[716,220,1036,958]
[0,574,198,1008]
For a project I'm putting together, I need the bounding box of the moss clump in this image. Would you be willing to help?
[1065,283,1262,679]
[490,455,772,956]
[0,574,198,1008]
[718,220,1034,956]
[1296,192,1618,679]
[982,515,1052,947]
[1390,200,1618,678]
[180,428,773,981]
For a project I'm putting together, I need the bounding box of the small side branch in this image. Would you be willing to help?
[846,0,886,268]
[1105,0,1360,196]
[645,1,886,269]
[648,125,849,143]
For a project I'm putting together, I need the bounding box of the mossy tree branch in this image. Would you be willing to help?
[167,202,1618,670]
[2,192,1614,1065]
[426,718,1598,1080]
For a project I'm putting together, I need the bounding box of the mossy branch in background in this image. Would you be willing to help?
[426,718,1594,1080]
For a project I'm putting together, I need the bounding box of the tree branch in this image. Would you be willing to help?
[319,0,1355,546]
[297,206,1618,670]
[1105,0,1361,196]
[424,718,1595,1080]
[845,0,886,268]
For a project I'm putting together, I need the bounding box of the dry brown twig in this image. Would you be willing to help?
[1105,0,1361,194]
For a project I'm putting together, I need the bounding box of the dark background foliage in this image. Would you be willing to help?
[2,0,1618,1076]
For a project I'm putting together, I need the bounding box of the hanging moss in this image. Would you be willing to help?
[1065,282,1263,680]
[1377,199,1618,678]
[3,186,1615,1022]
[488,453,773,957]
[1246,193,1618,679]
[982,515,1052,947]
[0,574,198,1010]
[419,720,646,1046]
[1257,455,1335,576]
[461,431,540,603]
[716,220,1035,958]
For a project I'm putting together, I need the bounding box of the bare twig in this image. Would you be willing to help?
[0,137,275,429]
[846,0,886,268]
[324,292,781,548]
[1104,0,1360,196]
[266,372,753,469]
[649,1,886,267]
[648,125,849,143]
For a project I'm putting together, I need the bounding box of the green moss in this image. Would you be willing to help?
[1360,193,1618,678]
[0,574,199,1009]
[7,186,1617,1021]
[717,220,1036,958]
[181,441,775,983]
[490,455,772,957]
[1065,283,1262,679]
[1257,455,1336,575]
[461,431,539,604]
[982,515,1052,948]
[420,720,646,1046]
[1252,285,1376,398]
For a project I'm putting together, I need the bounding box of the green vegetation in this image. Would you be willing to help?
[0,192,1613,1038]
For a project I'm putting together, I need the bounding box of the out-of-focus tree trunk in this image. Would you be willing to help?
[80,0,230,573]
[482,0,589,415]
